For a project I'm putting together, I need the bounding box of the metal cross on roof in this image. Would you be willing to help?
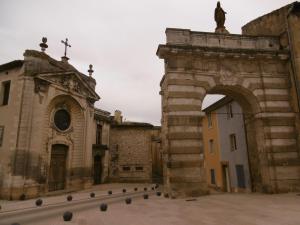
[61,38,71,57]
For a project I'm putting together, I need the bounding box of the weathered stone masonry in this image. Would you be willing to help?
[157,6,300,197]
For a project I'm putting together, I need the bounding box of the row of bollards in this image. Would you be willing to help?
[62,185,162,222]
[18,184,160,208]
[11,184,162,224]
[34,185,159,208]
[34,185,158,207]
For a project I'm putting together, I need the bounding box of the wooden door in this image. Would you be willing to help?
[93,155,102,184]
[222,165,231,192]
[236,165,246,188]
[48,144,68,191]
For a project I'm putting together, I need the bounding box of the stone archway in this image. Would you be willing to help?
[157,28,300,197]
[45,94,87,191]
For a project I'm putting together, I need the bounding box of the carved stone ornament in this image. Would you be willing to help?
[60,75,70,89]
[219,65,238,86]
[35,72,100,103]
[72,79,81,93]
[87,97,96,107]
[34,78,50,93]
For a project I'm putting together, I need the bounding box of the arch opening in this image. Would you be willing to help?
[201,85,265,193]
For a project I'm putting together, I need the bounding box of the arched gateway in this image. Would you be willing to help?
[157,28,300,197]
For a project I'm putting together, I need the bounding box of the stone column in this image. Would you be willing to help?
[160,72,208,197]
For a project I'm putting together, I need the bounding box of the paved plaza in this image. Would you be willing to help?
[55,193,300,225]
[0,184,300,225]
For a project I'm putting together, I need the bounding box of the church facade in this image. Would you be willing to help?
[0,47,161,200]
[0,49,102,199]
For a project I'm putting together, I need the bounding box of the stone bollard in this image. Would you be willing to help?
[125,197,132,204]
[122,188,126,193]
[90,192,95,198]
[67,195,73,201]
[100,203,108,212]
[164,193,169,198]
[35,198,43,206]
[63,211,73,221]
[143,194,149,199]
[156,192,161,196]
[134,187,138,191]
[144,187,147,191]
[108,190,112,195]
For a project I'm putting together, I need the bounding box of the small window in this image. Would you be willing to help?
[122,166,130,171]
[210,169,216,185]
[209,139,214,153]
[207,113,212,128]
[135,166,143,171]
[96,124,102,145]
[226,104,233,119]
[0,126,4,147]
[230,134,237,151]
[0,81,11,106]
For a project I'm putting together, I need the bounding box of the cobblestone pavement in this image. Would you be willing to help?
[1,186,300,225]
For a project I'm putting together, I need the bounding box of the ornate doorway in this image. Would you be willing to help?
[48,144,68,191]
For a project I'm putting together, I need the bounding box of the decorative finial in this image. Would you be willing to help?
[88,64,94,77]
[61,38,71,62]
[39,37,48,52]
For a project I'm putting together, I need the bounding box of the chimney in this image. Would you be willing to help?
[114,110,123,124]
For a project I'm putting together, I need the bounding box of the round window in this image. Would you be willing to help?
[54,109,71,131]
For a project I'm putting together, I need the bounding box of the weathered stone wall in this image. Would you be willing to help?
[242,4,290,36]
[109,125,153,182]
[0,65,24,199]
[150,127,163,183]
[241,3,300,192]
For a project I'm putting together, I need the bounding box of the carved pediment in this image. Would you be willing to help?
[35,71,100,101]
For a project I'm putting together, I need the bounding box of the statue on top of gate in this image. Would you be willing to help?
[214,2,229,34]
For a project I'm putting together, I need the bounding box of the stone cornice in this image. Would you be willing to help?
[157,44,289,60]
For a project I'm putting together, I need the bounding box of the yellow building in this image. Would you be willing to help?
[202,105,224,191]
[203,97,251,193]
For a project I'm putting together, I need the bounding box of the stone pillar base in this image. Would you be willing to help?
[215,27,229,34]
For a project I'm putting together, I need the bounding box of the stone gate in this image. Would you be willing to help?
[157,26,300,197]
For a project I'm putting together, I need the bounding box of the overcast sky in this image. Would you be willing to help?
[0,0,295,125]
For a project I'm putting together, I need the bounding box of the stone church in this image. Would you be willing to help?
[0,41,162,200]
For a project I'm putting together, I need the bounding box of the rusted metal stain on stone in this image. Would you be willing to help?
[12,150,47,183]
[67,167,92,178]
